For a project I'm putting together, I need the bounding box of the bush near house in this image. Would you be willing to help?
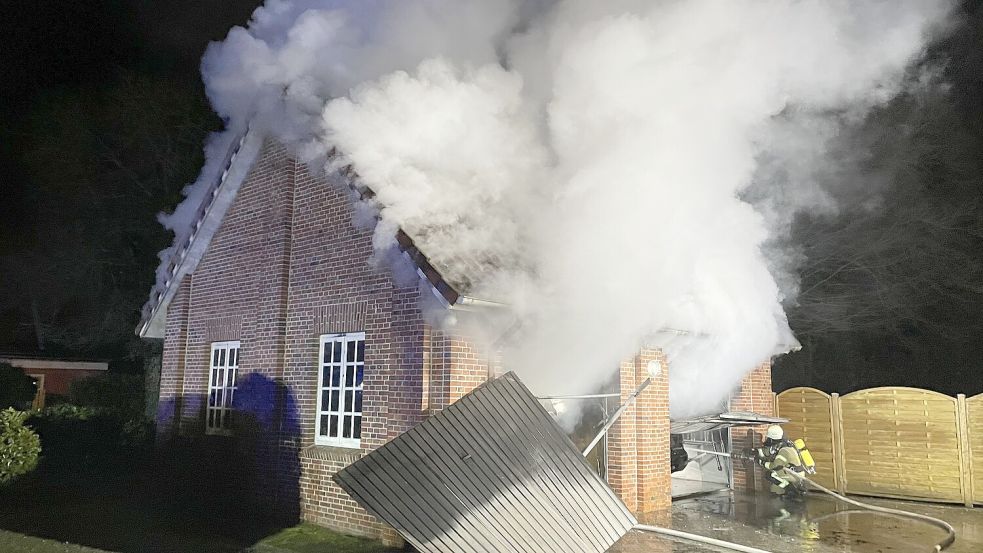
[25,372,153,474]
[69,372,145,419]
[0,362,36,410]
[0,408,41,485]
[28,404,151,474]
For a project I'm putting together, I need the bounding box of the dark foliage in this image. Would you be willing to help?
[69,372,145,420]
[0,408,41,485]
[27,404,152,475]
[0,363,36,410]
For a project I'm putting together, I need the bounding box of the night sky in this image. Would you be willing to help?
[1,0,981,394]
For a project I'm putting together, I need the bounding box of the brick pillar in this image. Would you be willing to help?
[730,361,774,491]
[608,348,671,515]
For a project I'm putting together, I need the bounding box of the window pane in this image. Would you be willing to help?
[356,341,364,362]
[226,367,235,387]
[353,416,361,439]
[213,349,219,366]
[211,369,218,387]
[344,391,353,412]
[217,388,224,408]
[333,343,341,362]
[319,415,329,436]
[345,366,354,388]
[208,410,214,428]
[342,415,351,438]
[231,348,238,366]
[330,367,341,387]
[219,348,226,367]
[215,368,224,389]
[323,343,332,363]
[347,341,356,362]
[227,389,235,408]
[329,415,338,437]
[356,366,364,386]
[208,390,216,408]
[330,391,339,411]
[355,390,363,413]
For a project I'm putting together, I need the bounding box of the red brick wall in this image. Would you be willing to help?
[177,141,295,435]
[427,328,494,413]
[155,137,628,544]
[608,348,671,515]
[730,361,774,491]
[157,279,191,439]
[282,155,427,544]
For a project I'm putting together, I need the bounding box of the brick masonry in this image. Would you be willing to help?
[608,348,672,516]
[730,361,775,491]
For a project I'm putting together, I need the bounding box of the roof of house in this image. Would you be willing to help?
[0,353,109,372]
[137,130,500,339]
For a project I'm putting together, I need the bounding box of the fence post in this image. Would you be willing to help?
[830,393,847,494]
[956,394,974,508]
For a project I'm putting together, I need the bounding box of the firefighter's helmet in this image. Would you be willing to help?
[766,425,784,441]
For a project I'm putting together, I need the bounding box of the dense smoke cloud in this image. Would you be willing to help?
[159,0,952,417]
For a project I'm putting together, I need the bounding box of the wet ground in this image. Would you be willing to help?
[610,490,983,552]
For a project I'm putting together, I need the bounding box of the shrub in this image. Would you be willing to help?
[0,363,36,410]
[0,408,41,485]
[29,403,151,474]
[69,372,145,419]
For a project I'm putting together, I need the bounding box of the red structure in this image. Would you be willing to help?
[0,355,108,405]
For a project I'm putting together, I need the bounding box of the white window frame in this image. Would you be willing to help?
[206,341,240,435]
[315,332,365,448]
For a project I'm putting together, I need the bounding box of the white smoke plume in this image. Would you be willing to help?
[159,0,953,417]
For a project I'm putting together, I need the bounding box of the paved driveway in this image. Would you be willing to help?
[609,490,983,552]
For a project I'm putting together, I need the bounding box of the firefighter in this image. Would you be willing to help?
[745,425,816,499]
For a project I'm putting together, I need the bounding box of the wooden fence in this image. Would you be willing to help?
[775,386,983,507]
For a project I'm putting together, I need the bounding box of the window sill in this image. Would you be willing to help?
[301,444,364,463]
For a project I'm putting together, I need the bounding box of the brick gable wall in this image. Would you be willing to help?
[283,160,425,543]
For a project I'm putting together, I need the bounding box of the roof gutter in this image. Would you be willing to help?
[453,296,510,310]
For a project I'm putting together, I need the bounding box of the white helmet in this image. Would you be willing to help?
[766,425,784,441]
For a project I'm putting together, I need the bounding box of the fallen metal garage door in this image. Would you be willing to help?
[333,372,637,553]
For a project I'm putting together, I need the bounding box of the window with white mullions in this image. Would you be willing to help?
[316,332,364,448]
[207,341,239,435]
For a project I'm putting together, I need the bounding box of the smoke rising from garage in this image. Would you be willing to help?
[160,0,954,417]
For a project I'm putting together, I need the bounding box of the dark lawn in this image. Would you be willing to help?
[0,472,396,553]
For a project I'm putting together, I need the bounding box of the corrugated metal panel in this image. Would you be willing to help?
[669,411,787,434]
[334,372,637,553]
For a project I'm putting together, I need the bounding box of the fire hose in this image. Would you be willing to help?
[661,448,957,552]
[787,471,956,552]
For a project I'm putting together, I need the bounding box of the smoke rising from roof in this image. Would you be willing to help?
[158,0,953,417]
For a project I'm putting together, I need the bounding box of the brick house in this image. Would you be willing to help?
[138,131,776,542]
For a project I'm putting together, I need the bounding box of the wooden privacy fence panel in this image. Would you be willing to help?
[839,388,963,503]
[968,394,983,505]
[775,388,836,489]
[777,386,977,506]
